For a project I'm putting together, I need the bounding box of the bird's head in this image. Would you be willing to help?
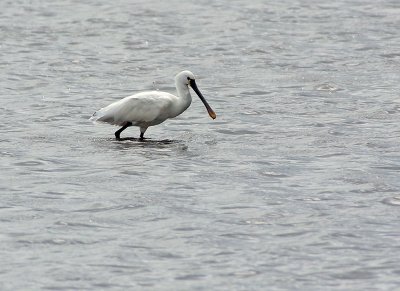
[175,70,216,120]
[175,70,196,86]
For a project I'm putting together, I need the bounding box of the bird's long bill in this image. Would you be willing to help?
[189,79,216,119]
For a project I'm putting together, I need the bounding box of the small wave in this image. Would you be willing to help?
[382,196,400,206]
[259,171,288,178]
[215,129,259,135]
[13,160,44,167]
[175,274,206,281]
[314,83,340,92]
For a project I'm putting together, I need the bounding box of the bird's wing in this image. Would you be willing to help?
[90,91,176,126]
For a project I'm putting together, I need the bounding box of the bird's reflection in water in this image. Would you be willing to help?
[116,137,177,144]
[110,137,187,151]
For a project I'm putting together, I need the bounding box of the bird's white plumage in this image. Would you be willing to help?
[90,91,179,127]
[90,70,215,139]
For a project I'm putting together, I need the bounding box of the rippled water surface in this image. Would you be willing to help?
[1,0,400,290]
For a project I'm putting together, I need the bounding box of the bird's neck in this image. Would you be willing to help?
[175,83,192,112]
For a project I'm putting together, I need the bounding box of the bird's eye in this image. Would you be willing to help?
[187,77,190,80]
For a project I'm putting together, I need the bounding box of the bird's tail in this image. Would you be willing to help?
[89,111,101,123]
[89,107,121,125]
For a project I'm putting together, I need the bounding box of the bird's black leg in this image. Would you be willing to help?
[115,122,132,139]
[139,132,144,140]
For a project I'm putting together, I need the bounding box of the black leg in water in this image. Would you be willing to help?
[115,122,132,139]
[140,132,145,140]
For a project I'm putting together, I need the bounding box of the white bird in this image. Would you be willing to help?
[90,70,216,140]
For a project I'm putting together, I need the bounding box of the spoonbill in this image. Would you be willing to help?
[90,70,216,140]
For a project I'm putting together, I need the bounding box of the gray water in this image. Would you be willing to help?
[1,0,400,290]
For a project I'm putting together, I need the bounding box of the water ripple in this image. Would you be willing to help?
[382,196,400,207]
